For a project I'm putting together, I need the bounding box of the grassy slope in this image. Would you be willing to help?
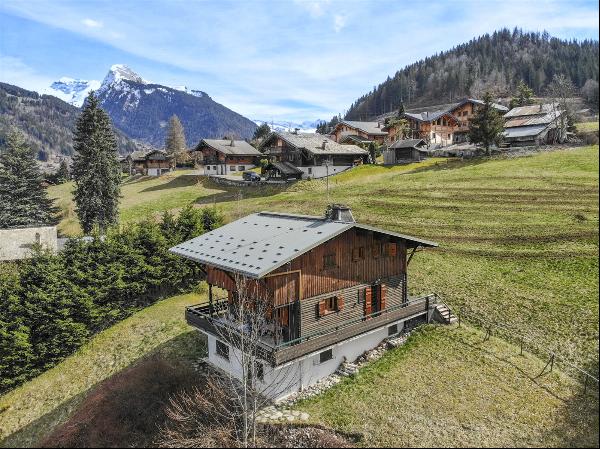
[49,149,599,365]
[295,325,598,447]
[576,121,599,133]
[0,292,207,448]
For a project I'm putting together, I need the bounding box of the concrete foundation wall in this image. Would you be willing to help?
[0,225,57,261]
[203,313,423,401]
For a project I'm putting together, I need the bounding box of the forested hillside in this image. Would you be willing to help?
[345,29,599,120]
[0,83,138,158]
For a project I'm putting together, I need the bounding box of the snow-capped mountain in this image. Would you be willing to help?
[253,119,322,134]
[43,77,101,107]
[93,65,256,145]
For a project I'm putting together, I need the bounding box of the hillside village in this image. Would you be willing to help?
[0,14,599,449]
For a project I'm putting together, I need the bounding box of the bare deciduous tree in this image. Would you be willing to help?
[546,74,576,143]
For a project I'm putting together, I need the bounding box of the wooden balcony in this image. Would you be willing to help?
[185,294,436,366]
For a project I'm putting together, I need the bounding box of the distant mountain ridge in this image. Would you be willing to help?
[253,119,322,133]
[0,82,139,159]
[345,29,599,120]
[44,64,257,147]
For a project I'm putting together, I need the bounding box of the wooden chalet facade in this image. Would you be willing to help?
[170,205,442,399]
[502,104,566,146]
[383,139,429,164]
[259,131,368,179]
[395,98,508,147]
[332,120,388,145]
[194,138,262,175]
[124,149,172,176]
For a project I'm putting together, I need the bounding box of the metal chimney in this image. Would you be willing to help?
[325,204,355,222]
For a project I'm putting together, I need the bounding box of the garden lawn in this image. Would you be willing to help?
[0,291,207,448]
[295,325,598,448]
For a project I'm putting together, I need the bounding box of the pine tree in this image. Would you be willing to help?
[0,130,58,228]
[397,101,405,116]
[165,115,187,165]
[72,92,121,234]
[468,92,505,154]
[510,80,534,108]
[55,160,70,184]
[252,123,271,141]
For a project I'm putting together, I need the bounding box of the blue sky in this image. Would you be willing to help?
[0,0,598,122]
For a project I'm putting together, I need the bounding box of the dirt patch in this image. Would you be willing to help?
[263,423,358,447]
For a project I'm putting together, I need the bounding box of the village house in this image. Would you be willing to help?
[382,139,429,164]
[260,131,368,179]
[393,98,508,147]
[502,103,566,146]
[331,120,388,145]
[194,138,262,176]
[170,205,449,400]
[123,148,173,176]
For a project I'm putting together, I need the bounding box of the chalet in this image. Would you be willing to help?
[195,139,262,176]
[383,139,429,164]
[170,205,446,400]
[259,131,368,179]
[127,149,172,176]
[502,104,566,146]
[396,98,508,146]
[332,120,388,145]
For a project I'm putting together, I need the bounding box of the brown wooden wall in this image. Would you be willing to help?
[270,227,406,301]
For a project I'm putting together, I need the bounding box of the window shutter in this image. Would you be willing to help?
[336,295,345,311]
[380,284,387,310]
[388,243,397,257]
[364,287,372,318]
[318,300,326,318]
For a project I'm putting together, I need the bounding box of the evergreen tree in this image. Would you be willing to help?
[468,92,505,154]
[368,141,377,164]
[165,115,188,165]
[0,130,58,228]
[397,101,405,116]
[510,80,534,108]
[72,92,121,234]
[252,123,271,141]
[55,160,70,184]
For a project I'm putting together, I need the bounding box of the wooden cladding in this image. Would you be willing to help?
[270,227,407,299]
[364,284,386,319]
[364,287,372,316]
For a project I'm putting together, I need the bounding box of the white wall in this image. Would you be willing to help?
[204,164,256,176]
[203,312,425,401]
[0,225,57,261]
[298,165,352,179]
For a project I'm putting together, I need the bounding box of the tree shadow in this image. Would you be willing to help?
[140,175,202,192]
[405,157,490,175]
[0,331,207,448]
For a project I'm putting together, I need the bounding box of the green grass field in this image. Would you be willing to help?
[576,121,599,133]
[30,146,598,447]
[295,325,598,447]
[0,291,207,447]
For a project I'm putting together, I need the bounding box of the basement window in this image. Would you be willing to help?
[318,348,333,364]
[388,324,399,336]
[216,340,230,361]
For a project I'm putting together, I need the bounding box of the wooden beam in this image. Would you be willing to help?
[407,247,418,266]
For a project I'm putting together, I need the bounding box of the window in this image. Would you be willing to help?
[372,244,380,258]
[318,295,344,317]
[216,340,229,360]
[213,166,217,170]
[230,166,236,171]
[388,324,399,336]
[239,166,245,171]
[357,288,366,304]
[323,253,336,269]
[319,348,333,363]
[255,362,264,381]
[308,167,312,174]
[352,246,366,261]
[387,242,397,257]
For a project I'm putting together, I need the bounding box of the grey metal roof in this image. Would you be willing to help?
[389,139,427,149]
[169,211,437,278]
[262,131,368,156]
[503,124,548,138]
[503,103,559,118]
[268,161,303,175]
[129,149,169,161]
[339,121,388,136]
[199,139,262,156]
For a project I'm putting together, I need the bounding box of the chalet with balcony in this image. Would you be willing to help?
[195,138,263,175]
[259,131,368,179]
[331,120,388,145]
[126,148,172,176]
[502,103,566,146]
[170,205,444,399]
[398,98,508,146]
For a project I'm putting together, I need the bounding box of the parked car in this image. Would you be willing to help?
[242,171,261,182]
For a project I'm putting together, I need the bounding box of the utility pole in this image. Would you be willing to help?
[325,160,330,203]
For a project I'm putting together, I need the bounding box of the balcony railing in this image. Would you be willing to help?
[186,294,437,365]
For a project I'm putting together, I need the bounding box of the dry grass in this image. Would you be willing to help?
[0,291,207,447]
[295,325,599,447]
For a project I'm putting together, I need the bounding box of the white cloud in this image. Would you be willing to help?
[295,0,330,18]
[333,14,346,32]
[82,18,103,28]
[0,55,52,92]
